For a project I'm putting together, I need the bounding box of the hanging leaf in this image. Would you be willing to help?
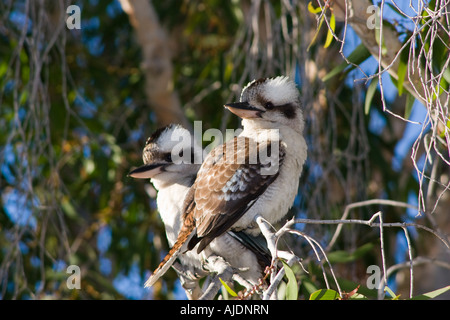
[307,14,325,51]
[433,76,448,101]
[442,67,450,84]
[373,7,387,56]
[440,119,450,139]
[404,93,415,119]
[219,278,238,297]
[281,260,298,300]
[307,1,322,14]
[396,50,408,96]
[327,243,374,264]
[384,286,401,300]
[365,77,379,115]
[324,13,336,48]
[322,43,371,82]
[307,2,327,51]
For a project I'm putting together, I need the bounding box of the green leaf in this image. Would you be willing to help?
[327,243,374,264]
[309,289,340,300]
[341,285,368,300]
[281,260,298,300]
[404,93,415,119]
[61,196,78,219]
[307,1,322,14]
[396,50,408,96]
[410,285,450,300]
[374,14,387,56]
[365,78,379,115]
[442,67,450,84]
[300,278,318,297]
[19,90,29,105]
[349,293,368,300]
[219,278,237,297]
[0,61,8,78]
[384,286,401,300]
[435,76,448,100]
[224,61,234,82]
[307,14,325,51]
[322,43,371,82]
[324,13,335,48]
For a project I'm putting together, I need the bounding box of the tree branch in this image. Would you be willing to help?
[118,0,190,129]
[333,0,426,103]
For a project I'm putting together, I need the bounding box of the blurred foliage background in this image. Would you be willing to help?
[0,0,449,299]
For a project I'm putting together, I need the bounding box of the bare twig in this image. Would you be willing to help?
[256,215,342,299]
[327,199,420,251]
[292,216,449,250]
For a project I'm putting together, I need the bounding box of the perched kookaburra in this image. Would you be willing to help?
[144,76,307,288]
[129,124,271,291]
[129,124,203,271]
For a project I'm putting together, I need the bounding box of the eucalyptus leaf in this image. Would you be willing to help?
[281,260,298,300]
[396,50,408,96]
[307,1,322,14]
[365,77,379,115]
[219,278,238,297]
[322,43,371,82]
[324,13,335,48]
[410,285,450,300]
[310,289,340,300]
[404,93,415,120]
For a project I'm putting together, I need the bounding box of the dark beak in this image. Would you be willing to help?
[128,163,165,179]
[224,102,264,119]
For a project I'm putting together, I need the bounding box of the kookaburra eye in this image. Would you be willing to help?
[265,102,275,110]
[164,152,172,162]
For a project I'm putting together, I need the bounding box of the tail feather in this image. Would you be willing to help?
[144,227,196,288]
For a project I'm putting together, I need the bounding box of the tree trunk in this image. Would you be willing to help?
[118,0,191,130]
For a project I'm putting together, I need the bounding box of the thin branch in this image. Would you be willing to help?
[256,215,342,299]
[386,256,450,279]
[291,217,449,249]
[327,199,419,251]
[401,226,414,299]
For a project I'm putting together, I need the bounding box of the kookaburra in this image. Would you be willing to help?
[144,76,307,288]
[129,124,204,277]
[129,124,271,291]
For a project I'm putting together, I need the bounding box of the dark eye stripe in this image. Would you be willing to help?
[278,103,296,119]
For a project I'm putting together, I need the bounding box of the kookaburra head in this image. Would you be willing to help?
[129,124,203,187]
[225,76,304,135]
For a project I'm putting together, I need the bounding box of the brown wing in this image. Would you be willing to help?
[188,136,285,253]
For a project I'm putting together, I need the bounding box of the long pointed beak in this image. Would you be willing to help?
[128,163,165,179]
[224,102,264,119]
